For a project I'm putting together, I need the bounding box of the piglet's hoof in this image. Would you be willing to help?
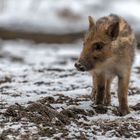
[92,104,108,114]
[118,107,130,116]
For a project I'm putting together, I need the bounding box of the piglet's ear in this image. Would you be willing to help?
[106,21,119,40]
[88,16,95,30]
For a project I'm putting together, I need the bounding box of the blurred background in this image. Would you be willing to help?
[0,0,140,44]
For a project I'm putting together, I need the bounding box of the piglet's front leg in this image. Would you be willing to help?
[95,74,106,105]
[117,73,130,116]
[91,76,97,101]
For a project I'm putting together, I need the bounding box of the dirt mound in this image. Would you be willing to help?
[1,95,140,139]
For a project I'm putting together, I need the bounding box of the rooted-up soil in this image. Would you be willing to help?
[0,41,140,139]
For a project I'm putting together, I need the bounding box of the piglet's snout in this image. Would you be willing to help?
[74,61,86,72]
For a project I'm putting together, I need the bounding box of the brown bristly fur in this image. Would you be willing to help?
[75,14,137,116]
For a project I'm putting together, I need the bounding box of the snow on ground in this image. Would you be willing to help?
[0,40,140,139]
[0,0,140,33]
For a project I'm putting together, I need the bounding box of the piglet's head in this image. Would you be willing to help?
[75,16,119,71]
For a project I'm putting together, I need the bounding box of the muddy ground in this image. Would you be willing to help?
[0,41,140,140]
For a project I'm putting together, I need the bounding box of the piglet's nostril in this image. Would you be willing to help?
[75,62,81,68]
[74,62,79,68]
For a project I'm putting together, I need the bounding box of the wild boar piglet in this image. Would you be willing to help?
[75,14,136,116]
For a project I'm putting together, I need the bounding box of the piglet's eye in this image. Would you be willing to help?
[93,42,104,50]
